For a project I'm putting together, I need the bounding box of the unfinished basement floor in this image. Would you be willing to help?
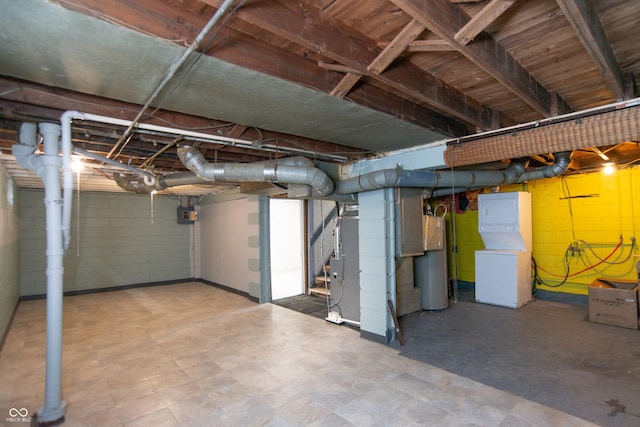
[0,282,629,426]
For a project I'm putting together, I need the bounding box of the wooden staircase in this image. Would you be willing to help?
[310,263,331,297]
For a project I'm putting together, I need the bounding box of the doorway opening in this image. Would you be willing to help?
[269,198,305,300]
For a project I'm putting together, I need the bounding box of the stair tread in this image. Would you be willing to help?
[315,276,331,285]
[310,287,331,296]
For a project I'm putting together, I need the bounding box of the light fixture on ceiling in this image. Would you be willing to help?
[71,155,84,173]
[602,162,616,175]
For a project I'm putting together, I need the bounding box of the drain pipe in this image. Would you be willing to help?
[60,111,79,252]
[177,146,335,196]
[12,122,43,176]
[38,123,67,424]
[12,122,67,422]
[14,115,82,424]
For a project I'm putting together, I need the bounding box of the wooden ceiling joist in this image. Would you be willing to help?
[0,78,365,161]
[367,19,426,75]
[330,18,426,99]
[391,0,571,118]
[455,0,519,46]
[202,0,498,129]
[378,39,455,52]
[555,0,626,100]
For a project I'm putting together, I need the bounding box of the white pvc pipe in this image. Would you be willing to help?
[12,123,45,177]
[37,122,67,423]
[60,111,80,252]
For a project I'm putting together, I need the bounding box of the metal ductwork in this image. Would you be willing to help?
[429,151,572,197]
[516,151,571,182]
[113,171,206,194]
[177,146,335,197]
[335,158,529,195]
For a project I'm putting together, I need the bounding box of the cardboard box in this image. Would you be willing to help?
[588,278,639,329]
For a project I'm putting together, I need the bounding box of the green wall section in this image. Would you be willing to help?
[445,168,640,295]
[0,165,19,341]
[19,189,191,296]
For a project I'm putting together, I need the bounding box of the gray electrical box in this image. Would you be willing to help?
[177,206,198,224]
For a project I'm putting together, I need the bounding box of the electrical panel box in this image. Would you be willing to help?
[177,206,198,224]
[478,192,532,251]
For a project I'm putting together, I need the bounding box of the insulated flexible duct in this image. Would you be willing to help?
[177,146,335,196]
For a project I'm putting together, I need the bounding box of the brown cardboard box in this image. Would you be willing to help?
[588,278,639,329]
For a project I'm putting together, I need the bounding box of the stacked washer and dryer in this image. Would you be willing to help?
[475,192,533,309]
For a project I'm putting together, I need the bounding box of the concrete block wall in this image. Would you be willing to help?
[247,195,269,302]
[19,189,191,296]
[0,164,19,341]
[197,196,250,294]
[358,188,395,340]
[527,169,640,294]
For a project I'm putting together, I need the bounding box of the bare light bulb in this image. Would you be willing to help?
[602,162,616,175]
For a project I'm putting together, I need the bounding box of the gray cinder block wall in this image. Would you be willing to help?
[19,189,191,296]
[0,165,19,341]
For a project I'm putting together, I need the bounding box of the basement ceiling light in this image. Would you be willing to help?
[71,156,84,172]
[602,162,616,175]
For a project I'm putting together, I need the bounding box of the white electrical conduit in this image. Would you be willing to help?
[67,111,346,164]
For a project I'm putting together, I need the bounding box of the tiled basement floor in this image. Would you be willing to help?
[0,282,595,426]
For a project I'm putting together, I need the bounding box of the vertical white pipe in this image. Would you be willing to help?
[61,111,83,252]
[37,122,67,423]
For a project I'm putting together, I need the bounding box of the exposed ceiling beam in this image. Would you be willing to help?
[555,0,626,100]
[55,0,468,138]
[391,0,571,118]
[202,0,499,129]
[455,0,519,46]
[331,18,426,98]
[210,27,469,135]
[367,19,427,75]
[330,73,363,98]
[0,77,366,160]
[378,39,455,52]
